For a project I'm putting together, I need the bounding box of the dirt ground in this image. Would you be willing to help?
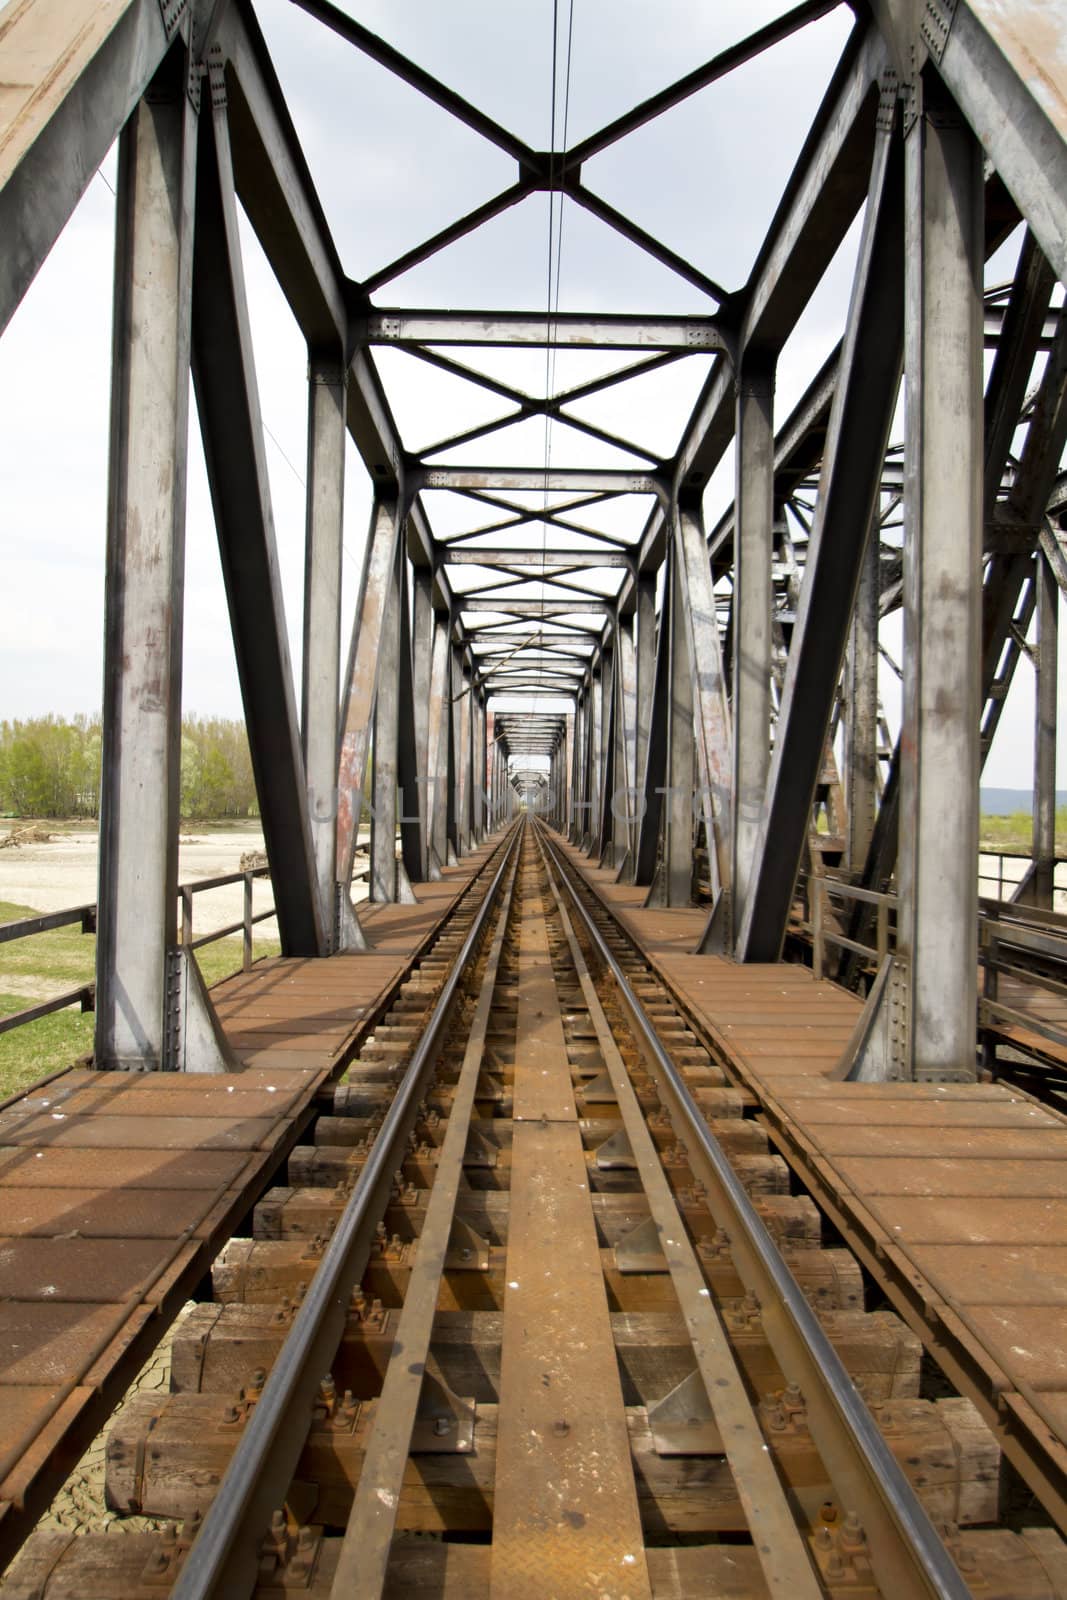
[0,825,373,940]
[35,1308,195,1537]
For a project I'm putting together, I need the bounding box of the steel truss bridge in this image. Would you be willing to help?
[3,3,1067,1596]
[3,0,1065,1081]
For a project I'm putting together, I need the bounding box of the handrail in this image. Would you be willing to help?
[977,848,1066,904]
[980,908,1067,1055]
[0,865,275,1040]
[811,874,897,980]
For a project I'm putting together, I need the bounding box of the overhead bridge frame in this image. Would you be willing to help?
[0,0,1064,1079]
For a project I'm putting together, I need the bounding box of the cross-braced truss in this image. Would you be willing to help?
[1,0,1065,1081]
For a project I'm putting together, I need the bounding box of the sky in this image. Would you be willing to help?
[0,0,1060,789]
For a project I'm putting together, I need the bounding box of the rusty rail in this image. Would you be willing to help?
[536,819,970,1600]
[170,822,522,1600]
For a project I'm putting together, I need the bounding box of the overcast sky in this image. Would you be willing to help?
[0,0,1058,788]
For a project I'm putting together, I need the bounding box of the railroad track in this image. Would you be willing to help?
[3,818,1067,1598]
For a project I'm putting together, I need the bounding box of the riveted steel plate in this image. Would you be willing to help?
[491,1120,650,1597]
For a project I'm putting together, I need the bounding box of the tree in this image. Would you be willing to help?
[0,714,260,820]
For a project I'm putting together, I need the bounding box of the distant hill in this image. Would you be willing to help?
[981,787,1067,816]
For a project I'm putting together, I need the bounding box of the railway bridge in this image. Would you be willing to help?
[1,1,1067,1595]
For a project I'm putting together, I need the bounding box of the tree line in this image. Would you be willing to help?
[0,715,259,820]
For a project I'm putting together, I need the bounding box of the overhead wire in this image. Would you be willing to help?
[535,0,575,738]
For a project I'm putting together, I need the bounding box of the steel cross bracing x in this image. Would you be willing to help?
[4,0,1062,992]
[0,1,1065,1102]
[2,1,1067,1594]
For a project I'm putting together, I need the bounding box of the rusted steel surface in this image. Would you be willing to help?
[492,849,650,1598]
[0,1065,316,1559]
[0,841,503,1571]
[4,817,1059,1595]
[358,872,487,954]
[560,870,709,956]
[561,803,1067,1544]
[538,833,821,1599]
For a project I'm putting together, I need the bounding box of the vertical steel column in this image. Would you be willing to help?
[425,610,450,877]
[302,352,346,944]
[456,655,472,854]
[587,668,603,851]
[898,75,983,1080]
[733,358,774,938]
[650,547,696,906]
[634,577,656,799]
[497,717,504,831]
[445,639,462,864]
[569,690,585,843]
[1033,550,1059,909]
[676,504,733,927]
[616,626,637,869]
[370,549,402,902]
[411,567,433,875]
[192,102,324,958]
[336,496,404,906]
[562,712,574,837]
[596,640,616,859]
[846,528,880,874]
[633,571,671,886]
[472,691,486,843]
[396,556,421,895]
[96,64,196,1071]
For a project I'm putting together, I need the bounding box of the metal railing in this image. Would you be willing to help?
[977,848,1067,904]
[810,874,897,981]
[980,911,1067,1056]
[179,867,274,971]
[0,867,273,1040]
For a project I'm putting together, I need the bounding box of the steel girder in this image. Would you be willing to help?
[1,0,1065,1087]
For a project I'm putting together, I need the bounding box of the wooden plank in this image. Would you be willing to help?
[510,897,576,1124]
[492,853,650,1598]
[834,1156,1067,1198]
[804,1122,1067,1158]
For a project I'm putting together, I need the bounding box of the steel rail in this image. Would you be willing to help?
[172,822,522,1600]
[535,820,972,1600]
[534,827,823,1600]
[330,837,522,1596]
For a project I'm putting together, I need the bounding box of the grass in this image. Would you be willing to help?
[978,808,1067,856]
[0,898,280,1101]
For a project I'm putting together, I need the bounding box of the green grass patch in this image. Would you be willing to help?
[195,938,282,988]
[0,996,94,1101]
[978,808,1067,856]
[0,898,279,1098]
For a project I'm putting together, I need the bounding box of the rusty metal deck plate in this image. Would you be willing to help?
[0,1146,252,1188]
[492,868,650,1597]
[756,1073,1067,1529]
[492,1122,651,1599]
[561,839,1067,1534]
[0,970,366,1555]
[510,896,576,1124]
